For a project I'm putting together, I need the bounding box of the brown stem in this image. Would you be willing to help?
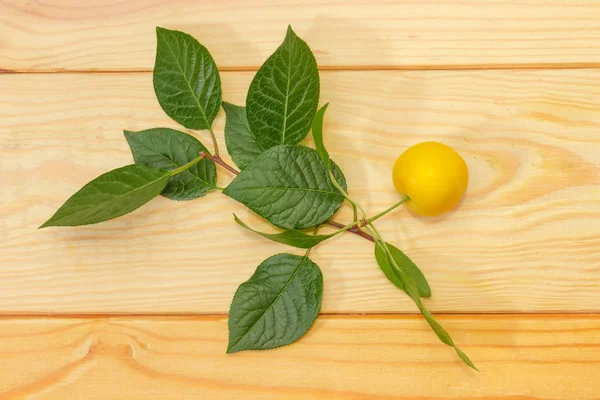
[200,152,239,176]
[324,220,375,242]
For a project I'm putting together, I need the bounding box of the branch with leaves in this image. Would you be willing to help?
[40,26,476,369]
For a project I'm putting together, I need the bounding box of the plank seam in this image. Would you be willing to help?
[4,62,600,74]
[1,312,599,318]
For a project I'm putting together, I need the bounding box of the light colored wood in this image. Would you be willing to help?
[1,70,599,314]
[0,315,598,399]
[2,0,600,72]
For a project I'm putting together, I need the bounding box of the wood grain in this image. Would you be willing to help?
[0,315,597,399]
[2,0,600,72]
[1,70,599,314]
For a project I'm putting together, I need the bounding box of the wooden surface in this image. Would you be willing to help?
[2,0,600,71]
[1,1,600,398]
[2,70,599,314]
[0,315,599,400]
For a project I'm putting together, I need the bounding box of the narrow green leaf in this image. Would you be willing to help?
[153,27,221,129]
[227,253,323,353]
[311,103,347,194]
[40,165,170,228]
[246,26,320,149]
[234,214,336,249]
[418,301,477,370]
[418,306,454,347]
[223,145,347,230]
[456,347,479,371]
[374,240,476,370]
[222,102,265,170]
[124,128,216,200]
[312,103,330,168]
[374,241,431,297]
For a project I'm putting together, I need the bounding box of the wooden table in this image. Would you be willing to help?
[1,1,599,398]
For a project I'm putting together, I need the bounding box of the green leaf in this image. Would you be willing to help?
[311,103,330,168]
[374,241,431,297]
[227,253,323,353]
[374,240,477,370]
[124,128,216,200]
[417,298,478,371]
[233,214,337,249]
[311,103,346,194]
[222,102,265,170]
[223,145,347,230]
[40,165,170,228]
[456,347,478,371]
[153,27,221,129]
[246,26,320,149]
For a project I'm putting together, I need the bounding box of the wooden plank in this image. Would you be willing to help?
[0,315,598,399]
[1,0,600,72]
[1,70,599,314]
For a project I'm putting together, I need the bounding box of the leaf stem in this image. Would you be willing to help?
[169,155,204,176]
[328,170,367,221]
[207,127,220,156]
[328,170,357,217]
[306,226,322,257]
[200,151,240,176]
[352,205,358,222]
[365,195,409,225]
[323,195,410,243]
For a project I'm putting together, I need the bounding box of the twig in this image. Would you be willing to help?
[324,220,374,242]
[199,151,239,176]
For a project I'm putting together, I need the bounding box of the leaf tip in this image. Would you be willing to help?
[226,343,240,354]
[38,215,58,229]
[464,360,479,372]
[456,347,478,371]
[285,25,298,41]
[221,101,235,114]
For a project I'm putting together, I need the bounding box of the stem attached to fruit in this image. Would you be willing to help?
[324,195,410,243]
[364,195,409,225]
